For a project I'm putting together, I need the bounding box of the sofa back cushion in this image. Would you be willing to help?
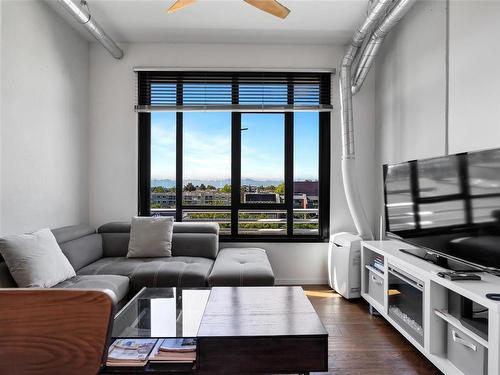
[52,225,103,271]
[98,222,219,260]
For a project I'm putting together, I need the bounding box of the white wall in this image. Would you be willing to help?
[376,0,500,162]
[89,42,376,284]
[373,0,447,233]
[374,0,500,234]
[0,0,90,235]
[448,1,500,154]
[375,0,447,164]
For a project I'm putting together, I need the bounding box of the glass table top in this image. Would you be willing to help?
[112,287,211,339]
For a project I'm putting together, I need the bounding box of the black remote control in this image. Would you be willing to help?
[486,293,500,301]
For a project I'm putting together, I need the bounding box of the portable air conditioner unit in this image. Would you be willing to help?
[328,232,362,299]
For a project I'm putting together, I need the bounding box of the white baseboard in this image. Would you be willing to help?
[275,278,329,285]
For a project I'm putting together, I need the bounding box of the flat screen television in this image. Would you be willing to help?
[383,147,500,273]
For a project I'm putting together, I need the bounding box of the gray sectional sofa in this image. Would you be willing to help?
[0,221,275,307]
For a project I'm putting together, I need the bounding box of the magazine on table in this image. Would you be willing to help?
[106,338,158,367]
[161,338,197,352]
[149,338,197,363]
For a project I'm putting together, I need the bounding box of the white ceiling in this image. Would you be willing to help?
[48,0,369,45]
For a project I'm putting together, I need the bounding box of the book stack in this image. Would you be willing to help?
[372,256,384,273]
[106,339,158,367]
[149,338,197,363]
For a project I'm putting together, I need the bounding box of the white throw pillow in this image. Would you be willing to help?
[0,228,76,288]
[127,216,174,258]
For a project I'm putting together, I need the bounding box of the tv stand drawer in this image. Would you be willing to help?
[368,269,384,306]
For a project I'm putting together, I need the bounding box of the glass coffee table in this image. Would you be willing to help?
[113,287,210,339]
[102,287,211,374]
[102,286,328,374]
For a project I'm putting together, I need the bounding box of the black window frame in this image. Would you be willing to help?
[138,71,330,242]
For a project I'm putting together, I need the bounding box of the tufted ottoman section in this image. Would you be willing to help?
[208,248,275,286]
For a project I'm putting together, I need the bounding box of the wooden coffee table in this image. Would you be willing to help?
[103,286,328,374]
[197,286,328,374]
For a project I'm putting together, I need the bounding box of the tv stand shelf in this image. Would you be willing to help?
[361,240,500,375]
[434,309,489,349]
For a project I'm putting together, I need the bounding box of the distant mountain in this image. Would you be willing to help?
[151,178,284,189]
[241,179,283,187]
[151,179,176,188]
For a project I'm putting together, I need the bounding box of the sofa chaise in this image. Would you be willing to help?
[0,221,275,307]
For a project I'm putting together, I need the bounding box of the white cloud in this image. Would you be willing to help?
[241,145,284,180]
[183,130,231,180]
[151,123,176,148]
[151,121,176,179]
[151,117,288,181]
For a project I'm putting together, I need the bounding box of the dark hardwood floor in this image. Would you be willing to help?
[303,286,442,375]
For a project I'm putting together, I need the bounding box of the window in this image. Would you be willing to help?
[138,71,331,241]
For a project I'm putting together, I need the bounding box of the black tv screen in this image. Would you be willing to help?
[384,148,500,270]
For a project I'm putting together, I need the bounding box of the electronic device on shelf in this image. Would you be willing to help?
[383,147,500,275]
[436,271,481,281]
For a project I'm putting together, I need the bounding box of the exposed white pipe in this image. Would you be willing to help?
[57,0,123,59]
[352,0,417,94]
[339,0,393,240]
[339,0,417,240]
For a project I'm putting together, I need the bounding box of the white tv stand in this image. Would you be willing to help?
[361,240,500,375]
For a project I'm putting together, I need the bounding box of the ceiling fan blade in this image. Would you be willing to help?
[243,0,290,19]
[167,0,197,14]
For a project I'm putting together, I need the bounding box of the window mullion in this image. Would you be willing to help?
[318,74,331,239]
[176,81,183,222]
[319,111,331,239]
[138,112,151,217]
[285,78,294,236]
[231,78,240,237]
[285,113,294,237]
[138,72,150,217]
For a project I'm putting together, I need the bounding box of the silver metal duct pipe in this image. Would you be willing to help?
[340,0,393,158]
[341,0,393,74]
[339,0,393,240]
[352,0,416,94]
[57,0,123,59]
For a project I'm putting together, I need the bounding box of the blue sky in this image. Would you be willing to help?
[150,112,319,182]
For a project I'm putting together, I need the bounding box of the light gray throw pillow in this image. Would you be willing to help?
[0,228,76,288]
[127,216,174,258]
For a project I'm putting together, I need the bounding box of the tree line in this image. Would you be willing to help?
[152,182,285,194]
